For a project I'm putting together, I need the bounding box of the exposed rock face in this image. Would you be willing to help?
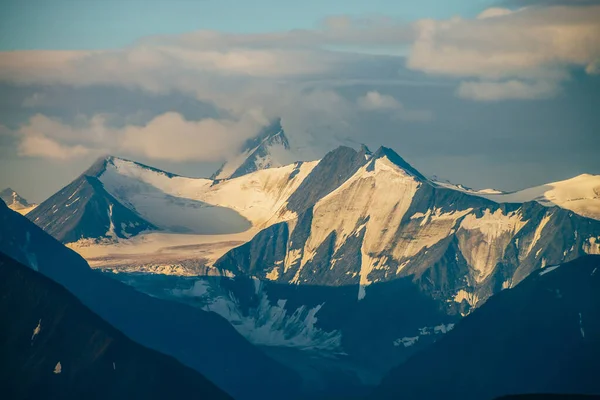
[212,118,295,180]
[26,158,155,243]
[216,146,600,307]
[204,146,600,379]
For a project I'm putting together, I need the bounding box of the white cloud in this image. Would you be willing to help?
[118,112,265,162]
[408,6,600,79]
[357,91,403,110]
[2,6,595,106]
[456,80,559,100]
[407,5,600,100]
[0,19,413,94]
[15,112,267,162]
[1,3,598,166]
[356,91,433,121]
[18,135,91,161]
[476,8,516,19]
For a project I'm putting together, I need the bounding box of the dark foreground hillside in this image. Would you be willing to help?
[372,256,600,400]
[0,252,232,400]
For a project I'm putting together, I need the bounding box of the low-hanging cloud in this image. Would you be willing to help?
[19,135,91,161]
[356,91,433,121]
[456,80,559,101]
[15,111,268,162]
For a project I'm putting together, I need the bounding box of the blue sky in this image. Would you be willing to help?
[1,0,493,50]
[0,0,599,201]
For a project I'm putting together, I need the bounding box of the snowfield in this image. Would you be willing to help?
[55,151,599,280]
[476,174,600,221]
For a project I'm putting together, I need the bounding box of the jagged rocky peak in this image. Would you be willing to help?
[26,154,156,244]
[360,144,373,158]
[81,154,113,177]
[1,187,37,215]
[211,118,294,180]
[246,118,290,150]
[0,187,31,208]
[83,155,179,179]
[368,146,428,181]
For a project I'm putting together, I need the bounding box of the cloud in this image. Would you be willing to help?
[408,6,600,78]
[118,112,266,162]
[498,0,600,7]
[18,135,91,161]
[3,6,595,106]
[1,3,597,168]
[357,91,403,110]
[476,7,517,19]
[356,91,433,121]
[407,4,600,100]
[22,92,48,108]
[456,80,558,100]
[0,18,413,94]
[14,111,267,162]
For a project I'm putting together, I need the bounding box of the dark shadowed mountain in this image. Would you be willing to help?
[27,155,254,243]
[0,199,301,400]
[0,252,232,400]
[495,396,600,400]
[26,157,155,243]
[372,255,600,400]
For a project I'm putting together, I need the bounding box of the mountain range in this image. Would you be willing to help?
[0,199,301,400]
[5,133,600,398]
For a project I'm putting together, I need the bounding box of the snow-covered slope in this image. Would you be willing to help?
[23,144,600,396]
[432,174,600,220]
[100,156,318,230]
[476,174,600,221]
[217,146,600,304]
[0,188,37,215]
[212,118,296,180]
[431,179,504,195]
[29,154,318,260]
[205,146,600,383]
[99,158,252,235]
[26,158,155,243]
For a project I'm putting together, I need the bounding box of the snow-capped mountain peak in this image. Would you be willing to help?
[211,118,295,180]
[434,173,600,221]
[369,146,428,182]
[0,187,37,215]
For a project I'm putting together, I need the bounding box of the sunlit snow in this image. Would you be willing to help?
[31,319,41,341]
[539,265,560,276]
